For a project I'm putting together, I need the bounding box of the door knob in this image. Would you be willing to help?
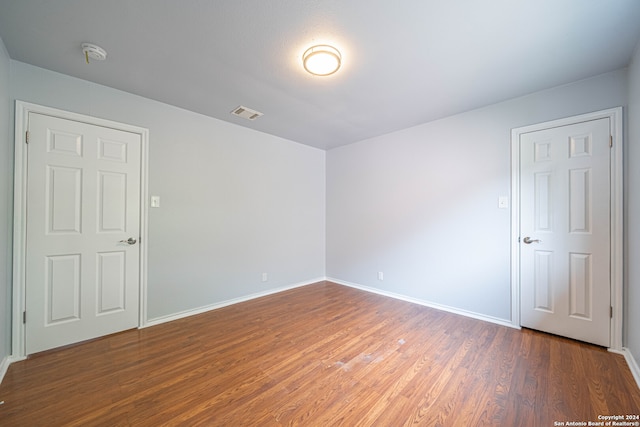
[119,237,137,245]
[523,236,541,244]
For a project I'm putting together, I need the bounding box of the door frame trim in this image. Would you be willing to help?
[12,101,150,358]
[510,107,623,350]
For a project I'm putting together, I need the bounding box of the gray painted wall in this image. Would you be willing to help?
[326,69,628,322]
[0,37,11,363]
[1,45,637,375]
[10,61,326,321]
[627,42,640,361]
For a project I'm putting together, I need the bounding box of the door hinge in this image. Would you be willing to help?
[610,306,613,318]
[25,130,30,144]
[609,135,613,148]
[23,311,26,324]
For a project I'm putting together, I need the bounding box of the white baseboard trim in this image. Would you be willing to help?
[610,347,640,390]
[143,276,516,330]
[328,277,516,329]
[0,355,24,386]
[0,355,10,385]
[143,277,326,328]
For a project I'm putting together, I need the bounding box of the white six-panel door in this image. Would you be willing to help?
[519,117,610,347]
[25,113,141,354]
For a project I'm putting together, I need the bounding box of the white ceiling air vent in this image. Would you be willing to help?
[231,105,263,121]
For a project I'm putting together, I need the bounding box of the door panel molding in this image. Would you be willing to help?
[510,107,623,350]
[12,101,149,358]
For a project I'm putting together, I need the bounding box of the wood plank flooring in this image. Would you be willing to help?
[1,281,639,426]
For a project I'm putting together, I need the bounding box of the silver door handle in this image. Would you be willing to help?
[523,236,541,244]
[119,237,137,245]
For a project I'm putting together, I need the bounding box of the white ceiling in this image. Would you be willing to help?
[1,1,639,150]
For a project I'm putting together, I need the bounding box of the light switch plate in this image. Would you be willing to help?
[498,196,508,209]
[151,196,160,208]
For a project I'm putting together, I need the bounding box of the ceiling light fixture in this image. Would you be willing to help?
[302,45,341,76]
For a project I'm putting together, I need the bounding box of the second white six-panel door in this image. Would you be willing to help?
[519,117,611,347]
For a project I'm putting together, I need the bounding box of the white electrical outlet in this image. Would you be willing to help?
[378,272,384,281]
[262,273,268,282]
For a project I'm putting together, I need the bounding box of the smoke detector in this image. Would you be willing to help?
[82,43,107,63]
[231,105,263,121]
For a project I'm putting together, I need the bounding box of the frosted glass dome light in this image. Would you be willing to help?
[303,45,341,76]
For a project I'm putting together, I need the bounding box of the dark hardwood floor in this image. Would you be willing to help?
[0,281,638,426]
